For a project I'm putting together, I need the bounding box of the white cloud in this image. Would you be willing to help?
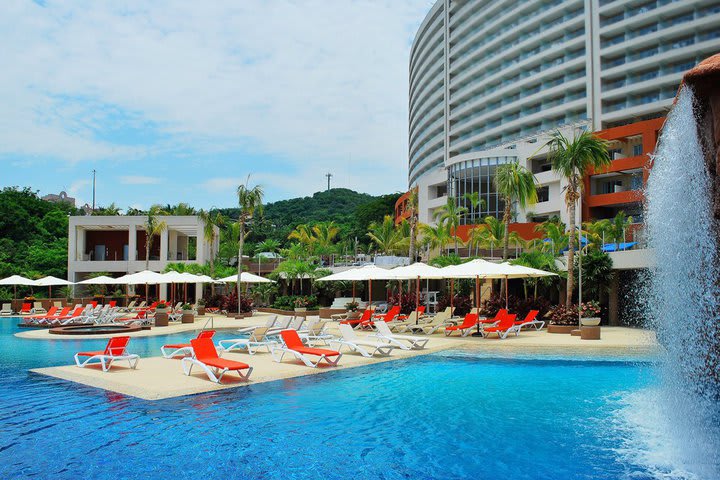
[0,0,428,199]
[120,175,161,185]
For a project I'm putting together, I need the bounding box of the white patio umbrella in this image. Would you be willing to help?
[34,275,73,299]
[0,274,38,299]
[316,264,397,308]
[116,270,168,301]
[217,273,274,284]
[385,263,445,324]
[76,275,124,285]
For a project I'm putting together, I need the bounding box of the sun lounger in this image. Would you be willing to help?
[218,327,278,355]
[53,301,63,308]
[29,306,58,319]
[161,330,216,358]
[236,315,278,334]
[32,302,47,314]
[299,320,334,345]
[49,307,87,325]
[373,321,429,350]
[478,309,507,326]
[444,313,479,337]
[330,324,394,357]
[0,303,12,316]
[514,310,545,330]
[74,336,139,372]
[340,308,373,328]
[265,315,293,335]
[182,337,253,383]
[361,306,400,330]
[402,309,454,334]
[271,330,342,368]
[483,314,518,339]
[18,303,32,315]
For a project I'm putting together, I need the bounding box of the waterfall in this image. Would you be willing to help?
[642,86,720,477]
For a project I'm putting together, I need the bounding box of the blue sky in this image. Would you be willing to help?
[0,0,431,209]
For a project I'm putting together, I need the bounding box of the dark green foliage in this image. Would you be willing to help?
[0,187,81,288]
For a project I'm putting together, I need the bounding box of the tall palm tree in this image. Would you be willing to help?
[312,222,340,255]
[495,162,538,260]
[546,129,611,304]
[143,205,167,270]
[407,188,419,262]
[288,224,315,253]
[367,215,406,255]
[198,209,224,278]
[434,198,468,253]
[236,179,264,312]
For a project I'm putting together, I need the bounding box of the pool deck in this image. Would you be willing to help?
[28,314,658,401]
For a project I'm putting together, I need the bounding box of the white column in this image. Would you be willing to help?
[160,229,169,264]
[196,224,205,264]
[128,225,136,262]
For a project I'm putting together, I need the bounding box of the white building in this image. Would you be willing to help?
[68,215,219,299]
[409,0,720,226]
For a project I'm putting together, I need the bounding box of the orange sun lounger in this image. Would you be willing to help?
[444,313,478,337]
[74,336,139,372]
[181,337,253,383]
[483,314,519,339]
[161,330,216,358]
[271,329,342,368]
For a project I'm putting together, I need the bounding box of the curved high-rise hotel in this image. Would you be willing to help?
[402,0,720,229]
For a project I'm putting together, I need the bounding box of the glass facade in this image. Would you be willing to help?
[447,156,515,224]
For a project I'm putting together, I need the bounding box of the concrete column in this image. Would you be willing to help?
[195,282,202,302]
[608,273,619,326]
[160,284,168,301]
[196,224,205,264]
[160,229,169,263]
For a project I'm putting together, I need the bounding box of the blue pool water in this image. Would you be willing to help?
[0,318,698,479]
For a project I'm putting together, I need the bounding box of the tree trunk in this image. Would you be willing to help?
[145,238,150,271]
[408,219,416,262]
[566,200,576,305]
[237,220,245,314]
[502,200,511,261]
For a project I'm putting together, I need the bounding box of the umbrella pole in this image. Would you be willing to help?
[145,283,148,303]
[352,281,356,303]
[368,280,372,311]
[474,275,482,336]
[415,276,420,324]
[505,276,509,310]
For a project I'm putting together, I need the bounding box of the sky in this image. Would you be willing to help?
[0,0,433,210]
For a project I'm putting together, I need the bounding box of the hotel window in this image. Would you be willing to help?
[537,186,550,203]
[633,144,643,156]
[601,180,623,194]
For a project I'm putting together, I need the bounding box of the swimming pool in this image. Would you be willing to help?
[0,318,703,479]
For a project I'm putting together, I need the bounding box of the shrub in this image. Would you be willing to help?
[547,304,579,325]
[436,294,473,316]
[388,292,417,315]
[221,292,254,313]
[272,295,318,310]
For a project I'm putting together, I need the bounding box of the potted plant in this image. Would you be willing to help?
[345,300,359,312]
[294,296,309,312]
[154,301,169,327]
[196,298,206,316]
[546,305,578,334]
[579,300,601,326]
[180,303,195,323]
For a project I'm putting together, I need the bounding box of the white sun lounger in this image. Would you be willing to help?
[0,303,12,316]
[330,324,394,357]
[299,320,334,345]
[373,321,429,350]
[401,309,454,334]
[265,315,294,335]
[235,315,278,334]
[217,327,278,355]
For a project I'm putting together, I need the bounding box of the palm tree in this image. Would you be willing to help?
[607,211,633,248]
[407,188,419,262]
[170,203,196,215]
[434,198,468,253]
[367,215,406,255]
[511,250,559,298]
[255,239,281,256]
[143,205,167,270]
[534,219,569,256]
[236,179,264,312]
[419,223,451,258]
[312,222,340,255]
[198,209,224,278]
[288,224,315,252]
[546,129,611,304]
[495,162,538,260]
[462,191,485,224]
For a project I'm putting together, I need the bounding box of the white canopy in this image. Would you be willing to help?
[441,259,519,279]
[194,274,215,283]
[34,275,73,286]
[116,270,168,285]
[76,275,124,285]
[0,275,37,286]
[161,271,188,283]
[385,262,444,280]
[217,272,275,283]
[500,262,556,278]
[316,264,396,282]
